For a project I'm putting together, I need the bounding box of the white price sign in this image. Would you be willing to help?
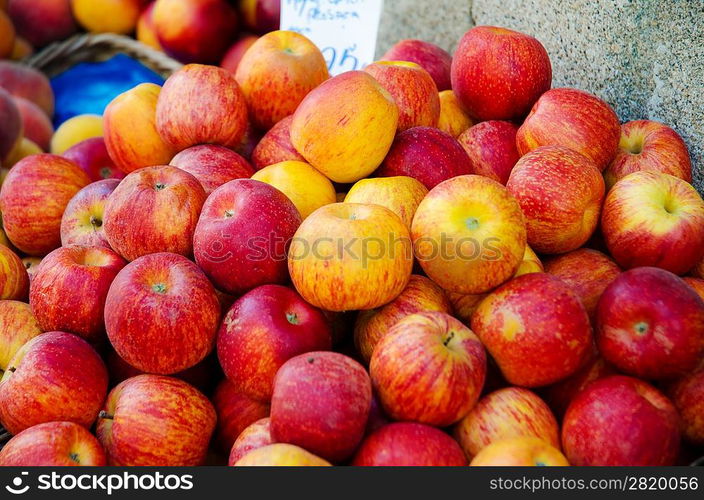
[280,0,384,75]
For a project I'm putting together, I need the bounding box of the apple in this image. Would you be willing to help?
[96,374,216,466]
[0,9,14,59]
[0,421,106,466]
[667,366,704,445]
[344,176,428,229]
[236,30,329,131]
[29,246,126,344]
[194,179,301,295]
[604,120,692,188]
[352,422,466,466]
[692,256,704,279]
[516,87,620,171]
[0,300,42,376]
[221,35,258,74]
[251,161,337,219]
[601,171,704,274]
[562,375,680,466]
[544,248,621,319]
[8,0,77,47]
[375,126,473,189]
[371,311,486,426]
[4,137,43,169]
[437,90,473,138]
[10,36,33,61]
[364,61,440,131]
[288,202,413,311]
[354,274,452,363]
[228,417,273,465]
[21,257,42,281]
[105,252,220,374]
[472,273,592,387]
[60,179,120,249]
[270,351,371,462]
[63,137,125,181]
[170,144,254,195]
[0,331,108,435]
[457,120,519,185]
[381,39,453,91]
[13,96,53,151]
[451,26,551,121]
[103,83,176,174]
[238,0,280,34]
[50,113,103,155]
[234,443,331,466]
[470,437,569,466]
[595,267,704,380]
[156,64,249,151]
[684,277,704,301]
[0,61,54,116]
[454,387,560,460]
[136,1,161,50]
[251,115,306,170]
[411,175,527,294]
[0,154,91,256]
[0,244,28,300]
[0,88,21,162]
[71,0,142,35]
[212,378,270,453]
[290,71,398,183]
[153,0,238,64]
[507,146,605,254]
[218,284,332,402]
[104,165,206,261]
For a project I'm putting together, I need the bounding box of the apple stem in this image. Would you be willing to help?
[286,312,299,325]
[89,215,102,228]
[7,367,15,373]
[443,331,455,346]
[98,411,114,420]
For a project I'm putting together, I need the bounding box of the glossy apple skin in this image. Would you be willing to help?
[212,378,270,453]
[411,175,527,294]
[104,166,206,261]
[381,39,453,91]
[238,0,279,34]
[60,179,120,249]
[153,0,238,64]
[103,83,176,174]
[136,1,161,50]
[371,311,486,427]
[221,35,258,74]
[454,387,559,460]
[0,421,106,466]
[194,179,301,295]
[470,437,569,466]
[271,351,372,463]
[375,126,473,190]
[605,120,692,188]
[507,146,605,254]
[364,61,440,132]
[352,422,466,466]
[8,0,77,47]
[0,88,21,162]
[0,61,54,117]
[218,284,332,402]
[354,274,452,363]
[105,253,221,374]
[344,176,428,229]
[451,26,551,121]
[290,71,398,183]
[562,375,680,466]
[236,30,329,131]
[63,137,125,181]
[156,64,249,151]
[0,300,42,374]
[0,244,28,300]
[251,115,306,170]
[288,203,413,311]
[0,154,91,256]
[0,331,108,435]
[472,273,592,387]
[667,367,704,445]
[437,90,473,138]
[517,87,620,171]
[234,443,331,466]
[96,374,216,466]
[13,96,53,151]
[601,171,704,275]
[595,267,704,380]
[170,144,254,195]
[457,120,519,185]
[228,417,273,465]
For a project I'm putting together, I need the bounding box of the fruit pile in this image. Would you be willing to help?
[0,9,704,467]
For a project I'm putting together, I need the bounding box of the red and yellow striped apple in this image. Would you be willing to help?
[667,366,704,445]
[470,437,568,466]
[60,179,119,249]
[437,90,473,138]
[344,176,428,229]
[170,144,254,195]
[458,120,519,185]
[0,300,42,375]
[251,115,305,170]
[212,378,270,452]
[228,417,273,465]
[63,137,125,181]
[382,39,453,91]
[0,244,28,300]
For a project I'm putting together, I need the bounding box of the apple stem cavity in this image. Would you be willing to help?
[465,217,480,230]
[443,331,455,346]
[286,312,299,325]
[89,215,102,228]
[98,411,114,420]
[152,283,167,294]
[7,366,15,373]
[634,322,649,336]
[69,452,80,464]
[154,183,166,191]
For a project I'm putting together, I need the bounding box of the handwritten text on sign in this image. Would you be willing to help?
[280,0,384,76]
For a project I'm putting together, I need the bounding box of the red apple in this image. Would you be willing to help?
[562,375,680,466]
[221,35,259,74]
[104,252,221,374]
[457,120,519,185]
[194,178,301,295]
[238,0,279,34]
[96,374,216,466]
[212,378,270,452]
[218,284,332,402]
[251,115,306,170]
[381,39,452,91]
[228,417,273,465]
[270,351,371,462]
[103,165,206,261]
[371,311,486,427]
[451,26,551,121]
[234,443,330,466]
[470,436,568,466]
[0,61,54,116]
[667,366,704,445]
[375,126,473,189]
[13,96,53,151]
[170,144,254,195]
[0,243,28,300]
[63,137,126,181]
[692,256,704,279]
[0,331,108,435]
[0,87,21,162]
[352,422,466,466]
[595,267,704,380]
[8,0,77,47]
[684,276,704,301]
[60,179,119,249]
[0,421,106,466]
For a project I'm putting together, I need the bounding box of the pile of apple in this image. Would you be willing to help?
[0,23,703,468]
